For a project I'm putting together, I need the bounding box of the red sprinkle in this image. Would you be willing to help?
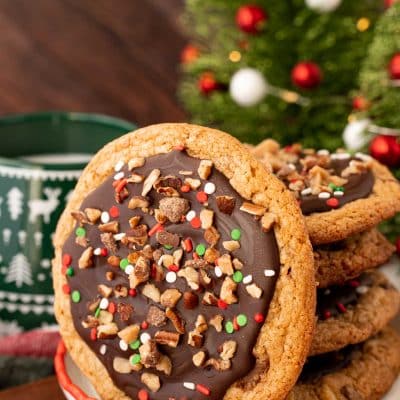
[181,184,191,193]
[193,253,200,260]
[138,389,149,400]
[173,144,185,151]
[196,384,211,396]
[148,222,164,237]
[109,206,120,218]
[336,302,347,313]
[151,264,158,278]
[323,310,332,320]
[217,299,228,310]
[62,254,72,267]
[141,321,149,330]
[196,191,208,203]
[62,284,71,295]
[348,280,360,288]
[108,302,116,314]
[183,238,193,252]
[233,317,240,331]
[90,328,97,341]
[129,288,137,297]
[326,198,339,208]
[190,217,201,229]
[254,313,264,323]
[168,264,180,272]
[115,178,128,193]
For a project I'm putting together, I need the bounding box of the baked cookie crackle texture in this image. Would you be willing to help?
[52,124,315,400]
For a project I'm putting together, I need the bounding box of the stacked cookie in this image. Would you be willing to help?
[252,139,400,399]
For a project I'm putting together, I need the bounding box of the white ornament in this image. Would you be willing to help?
[229,68,268,107]
[28,187,61,224]
[4,253,33,287]
[305,0,342,13]
[343,119,371,151]
[7,187,24,221]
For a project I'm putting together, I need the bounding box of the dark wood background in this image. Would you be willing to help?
[0,0,186,126]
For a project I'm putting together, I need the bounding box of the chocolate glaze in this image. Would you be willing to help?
[63,150,280,400]
[299,158,374,215]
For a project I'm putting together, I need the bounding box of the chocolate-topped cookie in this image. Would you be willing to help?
[288,327,400,400]
[311,270,400,355]
[53,124,315,400]
[251,139,400,245]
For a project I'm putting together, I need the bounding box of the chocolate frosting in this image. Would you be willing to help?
[62,150,280,400]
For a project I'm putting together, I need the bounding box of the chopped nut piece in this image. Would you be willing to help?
[115,186,129,204]
[118,324,140,344]
[184,177,201,190]
[187,331,204,348]
[71,210,89,225]
[154,330,180,348]
[216,196,235,215]
[125,224,148,247]
[156,230,180,247]
[139,340,161,368]
[184,259,210,270]
[129,215,141,228]
[204,247,220,264]
[98,284,113,298]
[240,202,266,216]
[129,357,143,372]
[114,284,128,298]
[127,252,140,265]
[105,271,115,281]
[220,277,238,304]
[209,315,223,332]
[128,157,145,170]
[195,314,208,333]
[141,372,160,393]
[154,175,182,196]
[183,291,198,309]
[200,209,214,230]
[142,283,161,303]
[199,269,212,287]
[160,289,182,308]
[172,248,183,266]
[198,160,213,180]
[127,173,144,183]
[177,267,200,290]
[113,357,131,374]
[232,258,243,270]
[160,254,174,268]
[222,240,240,252]
[101,233,117,254]
[220,340,237,360]
[85,208,101,223]
[217,254,234,275]
[82,315,99,329]
[147,306,167,327]
[128,196,150,210]
[129,257,150,288]
[99,221,119,234]
[246,283,263,299]
[341,159,370,178]
[192,351,207,367]
[98,310,113,325]
[165,307,185,334]
[156,355,172,376]
[261,212,277,232]
[152,264,165,282]
[75,235,89,248]
[87,299,101,313]
[159,197,189,223]
[78,247,94,269]
[202,291,218,306]
[117,302,134,322]
[107,255,121,268]
[205,358,231,371]
[142,169,161,196]
[154,209,168,224]
[204,226,220,246]
[97,322,118,339]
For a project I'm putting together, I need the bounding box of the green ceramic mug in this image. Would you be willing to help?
[0,112,135,334]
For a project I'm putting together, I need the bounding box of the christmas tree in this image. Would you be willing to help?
[179,0,381,148]
[5,253,33,288]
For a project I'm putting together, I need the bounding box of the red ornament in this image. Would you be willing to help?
[352,96,370,111]
[385,0,399,8]
[291,61,322,89]
[236,4,267,34]
[181,44,199,64]
[369,134,400,167]
[198,72,219,95]
[388,53,400,80]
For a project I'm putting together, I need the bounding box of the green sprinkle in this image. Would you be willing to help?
[66,267,74,277]
[95,307,101,318]
[120,258,129,270]
[130,354,141,365]
[75,227,86,237]
[71,290,81,303]
[233,270,243,283]
[231,228,241,241]
[328,183,337,190]
[164,244,173,250]
[196,243,206,256]
[130,340,141,350]
[237,314,248,327]
[225,321,234,334]
[336,186,344,192]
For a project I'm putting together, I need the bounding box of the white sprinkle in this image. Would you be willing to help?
[114,171,125,181]
[334,191,344,197]
[166,271,177,283]
[114,160,125,172]
[355,152,372,162]
[331,153,350,160]
[101,211,110,224]
[119,340,128,351]
[125,264,134,275]
[186,210,196,222]
[301,188,312,196]
[318,192,330,199]
[99,298,109,310]
[356,285,369,295]
[324,289,331,295]
[183,382,195,390]
[204,182,216,194]
[99,344,107,355]
[114,233,126,241]
[214,266,223,278]
[94,247,102,256]
[317,149,330,156]
[140,332,151,344]
[264,269,275,277]
[288,163,296,170]
[243,274,253,284]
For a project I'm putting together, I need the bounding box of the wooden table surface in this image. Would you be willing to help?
[0,0,185,398]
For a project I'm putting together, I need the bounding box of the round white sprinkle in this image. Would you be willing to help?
[331,153,350,160]
[114,171,125,180]
[204,182,216,194]
[183,382,195,390]
[99,344,107,355]
[114,233,126,241]
[356,285,369,295]
[243,274,253,284]
[318,192,331,199]
[186,210,196,222]
[264,269,276,277]
[99,298,109,310]
[214,266,223,278]
[94,247,102,256]
[101,211,110,224]
[119,340,128,351]
[317,149,330,156]
[114,160,125,172]
[333,191,344,197]
[301,188,312,196]
[140,332,151,344]
[125,264,134,275]
[166,271,177,283]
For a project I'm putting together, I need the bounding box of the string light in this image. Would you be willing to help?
[229,50,242,62]
[357,17,370,32]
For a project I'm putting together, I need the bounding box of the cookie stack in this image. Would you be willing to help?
[252,139,400,399]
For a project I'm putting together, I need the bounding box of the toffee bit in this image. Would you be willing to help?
[200,209,214,230]
[159,197,190,223]
[139,340,161,368]
[146,306,167,327]
[220,277,238,304]
[142,283,161,303]
[117,324,140,344]
[156,230,180,248]
[160,289,182,308]
[204,226,220,246]
[216,196,236,215]
[101,232,118,254]
[129,256,150,288]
